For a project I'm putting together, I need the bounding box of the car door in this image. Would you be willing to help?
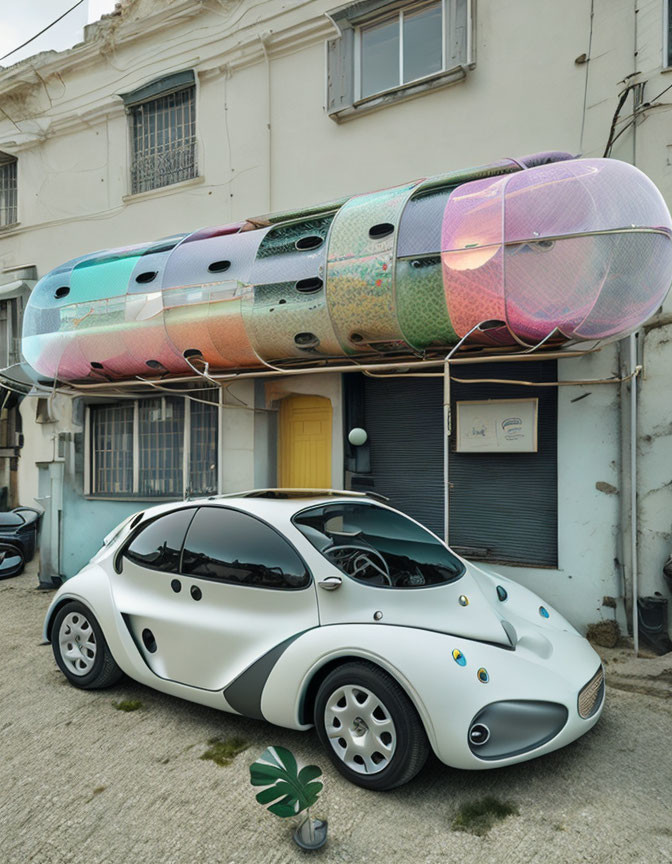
[113,505,319,691]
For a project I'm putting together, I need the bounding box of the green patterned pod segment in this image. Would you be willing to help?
[243,216,343,363]
[326,181,421,355]
[395,257,458,350]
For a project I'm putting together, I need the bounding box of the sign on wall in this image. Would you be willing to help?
[456,398,539,453]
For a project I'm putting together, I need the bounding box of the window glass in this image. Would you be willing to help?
[188,398,218,496]
[403,2,443,84]
[293,503,464,588]
[0,154,18,227]
[92,404,134,495]
[125,508,195,572]
[181,507,309,589]
[361,16,400,98]
[138,397,184,497]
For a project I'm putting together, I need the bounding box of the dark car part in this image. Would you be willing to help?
[0,542,25,579]
[468,700,569,760]
[0,507,42,562]
[637,595,672,655]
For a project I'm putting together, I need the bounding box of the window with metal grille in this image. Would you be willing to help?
[0,154,17,227]
[189,393,218,497]
[92,404,134,495]
[90,393,219,498]
[129,85,197,195]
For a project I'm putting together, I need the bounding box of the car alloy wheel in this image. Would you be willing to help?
[314,661,429,790]
[324,684,397,774]
[58,611,98,676]
[51,601,123,690]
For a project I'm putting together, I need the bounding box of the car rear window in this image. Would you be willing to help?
[293,502,464,588]
[123,508,196,573]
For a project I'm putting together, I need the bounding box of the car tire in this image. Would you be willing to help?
[314,661,429,790]
[52,601,123,690]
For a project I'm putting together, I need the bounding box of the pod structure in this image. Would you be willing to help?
[22,151,672,382]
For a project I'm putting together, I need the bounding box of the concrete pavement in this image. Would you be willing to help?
[1,562,671,864]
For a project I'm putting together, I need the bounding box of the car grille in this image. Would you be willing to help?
[578,666,605,719]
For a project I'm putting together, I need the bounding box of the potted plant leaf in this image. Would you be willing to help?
[249,745,327,850]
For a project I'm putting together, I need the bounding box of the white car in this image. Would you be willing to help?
[44,490,605,790]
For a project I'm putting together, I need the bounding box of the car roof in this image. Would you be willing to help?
[134,489,388,523]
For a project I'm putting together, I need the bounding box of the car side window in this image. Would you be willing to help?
[181,507,309,590]
[124,508,196,573]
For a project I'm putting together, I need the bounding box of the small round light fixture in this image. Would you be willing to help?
[373,610,383,621]
[348,427,368,447]
[458,594,469,607]
[539,606,550,619]
[477,667,489,683]
[496,585,508,602]
[452,648,466,667]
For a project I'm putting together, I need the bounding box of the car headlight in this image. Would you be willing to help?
[468,700,568,760]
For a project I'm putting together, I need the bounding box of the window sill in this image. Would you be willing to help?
[85,495,184,502]
[0,222,21,235]
[122,174,204,204]
[328,65,468,123]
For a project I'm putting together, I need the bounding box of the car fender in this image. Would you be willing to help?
[260,623,603,769]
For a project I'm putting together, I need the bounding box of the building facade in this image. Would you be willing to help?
[1,0,672,641]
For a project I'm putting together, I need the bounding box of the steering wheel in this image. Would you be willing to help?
[324,544,392,586]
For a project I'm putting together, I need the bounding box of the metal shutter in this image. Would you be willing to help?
[345,359,558,567]
[448,360,558,567]
[347,374,445,536]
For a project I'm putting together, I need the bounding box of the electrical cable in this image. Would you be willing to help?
[0,0,87,63]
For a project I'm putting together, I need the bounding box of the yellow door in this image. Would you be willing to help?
[278,395,332,488]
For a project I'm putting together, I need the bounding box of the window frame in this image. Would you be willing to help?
[122,73,198,197]
[326,0,473,121]
[665,0,672,69]
[354,0,447,102]
[87,393,221,500]
[0,153,18,229]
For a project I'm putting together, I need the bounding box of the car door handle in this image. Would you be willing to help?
[318,575,342,591]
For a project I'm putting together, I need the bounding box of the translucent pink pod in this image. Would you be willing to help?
[441,158,672,344]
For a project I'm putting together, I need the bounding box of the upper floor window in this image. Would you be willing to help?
[359,2,443,99]
[0,153,17,228]
[327,0,473,121]
[89,393,218,498]
[666,0,672,68]
[121,71,197,195]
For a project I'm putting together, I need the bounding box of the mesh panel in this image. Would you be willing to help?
[441,159,672,341]
[578,666,604,719]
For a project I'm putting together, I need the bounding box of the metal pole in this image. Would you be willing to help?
[630,332,639,655]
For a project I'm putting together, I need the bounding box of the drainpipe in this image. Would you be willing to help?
[629,332,639,654]
[259,34,272,212]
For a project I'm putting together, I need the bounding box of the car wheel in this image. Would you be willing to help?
[314,661,429,790]
[52,601,123,689]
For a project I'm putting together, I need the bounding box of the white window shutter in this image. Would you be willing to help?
[326,27,355,115]
[446,0,471,68]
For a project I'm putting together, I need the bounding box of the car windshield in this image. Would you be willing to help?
[293,502,464,588]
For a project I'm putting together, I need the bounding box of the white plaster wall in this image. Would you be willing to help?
[0,0,671,623]
[491,346,624,632]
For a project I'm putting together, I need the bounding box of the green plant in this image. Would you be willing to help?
[249,746,323,818]
[200,736,249,766]
[451,797,519,837]
[112,699,143,712]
